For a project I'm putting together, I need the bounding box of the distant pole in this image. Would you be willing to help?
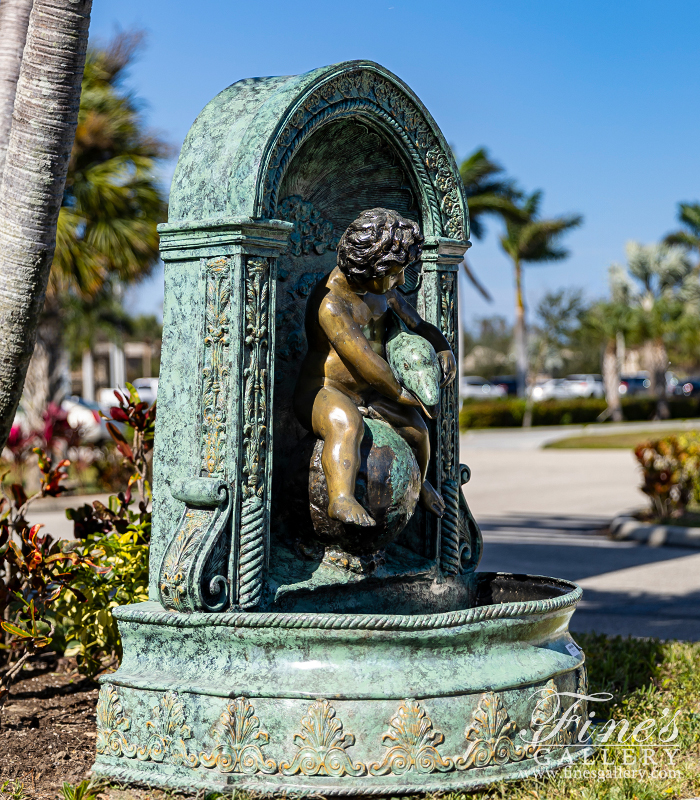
[81,349,94,401]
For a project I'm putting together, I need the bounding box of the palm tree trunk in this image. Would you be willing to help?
[514,259,528,399]
[461,258,493,302]
[0,0,33,179]
[643,338,670,419]
[0,0,92,450]
[602,338,623,422]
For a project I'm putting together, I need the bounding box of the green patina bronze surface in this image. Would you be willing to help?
[93,574,591,794]
[91,59,589,795]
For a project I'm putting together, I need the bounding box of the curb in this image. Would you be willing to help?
[610,515,700,549]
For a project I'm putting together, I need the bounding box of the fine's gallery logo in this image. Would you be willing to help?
[521,686,683,779]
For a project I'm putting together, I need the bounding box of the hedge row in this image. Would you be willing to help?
[459,396,700,429]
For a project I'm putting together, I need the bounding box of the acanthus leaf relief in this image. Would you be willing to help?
[280,699,366,777]
[135,691,199,767]
[455,692,531,770]
[96,683,136,758]
[200,696,277,774]
[158,509,210,612]
[369,698,454,776]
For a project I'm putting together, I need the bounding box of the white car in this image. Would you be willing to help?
[460,376,507,399]
[530,379,573,401]
[132,377,158,405]
[564,374,605,399]
[62,396,110,443]
[97,378,158,413]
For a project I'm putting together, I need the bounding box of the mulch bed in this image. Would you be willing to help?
[0,662,200,799]
[0,658,98,799]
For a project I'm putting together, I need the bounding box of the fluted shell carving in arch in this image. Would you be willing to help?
[255,64,468,241]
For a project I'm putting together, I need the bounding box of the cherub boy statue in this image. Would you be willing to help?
[294,208,456,528]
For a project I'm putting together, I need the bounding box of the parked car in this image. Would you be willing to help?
[62,396,110,443]
[564,374,605,399]
[460,376,507,399]
[97,377,158,413]
[530,379,573,401]
[618,374,651,396]
[673,378,700,397]
[132,377,158,405]
[493,375,518,396]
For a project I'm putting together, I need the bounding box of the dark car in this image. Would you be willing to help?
[673,378,700,397]
[492,375,518,396]
[619,375,651,396]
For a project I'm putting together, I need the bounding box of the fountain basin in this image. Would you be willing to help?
[92,572,592,795]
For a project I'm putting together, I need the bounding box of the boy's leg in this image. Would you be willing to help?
[369,398,445,517]
[311,386,375,527]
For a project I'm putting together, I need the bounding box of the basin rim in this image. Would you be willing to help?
[118,572,581,632]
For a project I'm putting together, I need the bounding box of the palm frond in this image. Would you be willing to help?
[678,202,700,235]
[52,33,170,302]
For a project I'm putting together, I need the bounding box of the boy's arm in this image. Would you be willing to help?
[388,290,457,387]
[319,298,419,404]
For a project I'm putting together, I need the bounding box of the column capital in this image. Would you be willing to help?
[421,236,471,272]
[158,217,293,261]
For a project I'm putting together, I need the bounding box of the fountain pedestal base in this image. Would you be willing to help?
[92,573,592,795]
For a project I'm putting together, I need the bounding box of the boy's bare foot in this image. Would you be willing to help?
[420,480,445,517]
[328,496,376,526]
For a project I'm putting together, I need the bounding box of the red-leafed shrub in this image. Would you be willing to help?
[634,433,700,519]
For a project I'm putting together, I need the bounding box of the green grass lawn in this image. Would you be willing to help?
[546,429,700,449]
[455,632,700,800]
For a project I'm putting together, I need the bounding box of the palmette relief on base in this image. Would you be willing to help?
[280,699,367,777]
[200,697,277,775]
[94,680,586,779]
[369,699,454,776]
[96,686,199,767]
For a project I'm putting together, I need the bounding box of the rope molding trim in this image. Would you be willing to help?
[118,580,581,632]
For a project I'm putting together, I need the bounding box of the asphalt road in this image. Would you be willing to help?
[461,425,700,641]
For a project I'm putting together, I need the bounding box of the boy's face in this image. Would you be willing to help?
[352,262,407,295]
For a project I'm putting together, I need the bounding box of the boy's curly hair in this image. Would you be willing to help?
[337,208,423,282]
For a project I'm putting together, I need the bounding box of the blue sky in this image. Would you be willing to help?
[92,0,700,328]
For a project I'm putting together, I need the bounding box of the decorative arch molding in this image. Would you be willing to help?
[255,64,468,241]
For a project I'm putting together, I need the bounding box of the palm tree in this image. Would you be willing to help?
[665,202,700,260]
[617,242,698,419]
[21,32,170,430]
[531,288,585,377]
[0,0,93,451]
[0,0,34,179]
[458,148,526,301]
[52,31,170,297]
[583,279,633,423]
[499,191,583,399]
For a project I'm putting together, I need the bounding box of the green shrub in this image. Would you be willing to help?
[0,449,106,718]
[53,495,150,675]
[459,396,700,429]
[459,397,526,428]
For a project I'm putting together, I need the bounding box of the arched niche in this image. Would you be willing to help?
[168,60,468,241]
[154,61,472,611]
